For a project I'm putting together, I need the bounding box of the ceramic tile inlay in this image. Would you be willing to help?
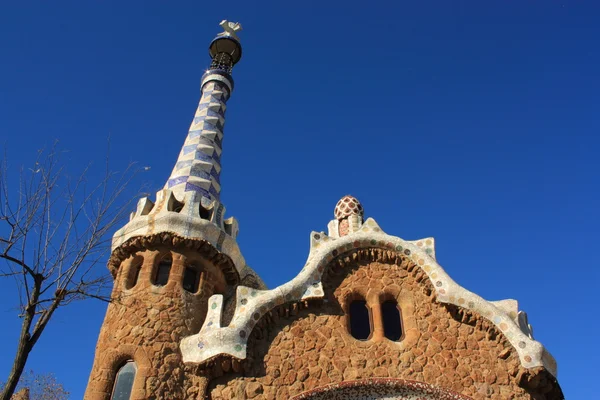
[290,378,474,400]
[180,206,557,378]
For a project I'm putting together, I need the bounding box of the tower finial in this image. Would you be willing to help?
[208,20,243,74]
[218,20,242,40]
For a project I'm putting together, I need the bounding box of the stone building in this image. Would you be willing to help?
[84,22,563,400]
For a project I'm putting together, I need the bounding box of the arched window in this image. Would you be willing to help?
[349,298,371,340]
[381,300,403,341]
[153,255,171,286]
[111,361,136,400]
[125,257,143,290]
[182,264,201,293]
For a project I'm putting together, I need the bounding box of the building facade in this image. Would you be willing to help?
[84,22,563,400]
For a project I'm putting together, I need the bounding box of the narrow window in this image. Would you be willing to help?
[154,256,171,286]
[349,299,371,340]
[131,265,141,288]
[183,266,200,293]
[126,257,143,290]
[381,300,403,341]
[111,361,136,400]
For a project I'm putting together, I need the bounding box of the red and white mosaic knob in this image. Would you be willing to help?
[334,195,364,220]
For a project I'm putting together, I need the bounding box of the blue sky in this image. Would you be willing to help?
[1,1,598,398]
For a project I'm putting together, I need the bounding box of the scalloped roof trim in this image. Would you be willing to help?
[180,218,557,378]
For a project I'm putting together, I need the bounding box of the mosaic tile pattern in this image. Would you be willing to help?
[334,195,364,220]
[290,378,474,400]
[180,216,557,378]
[111,70,249,278]
[165,78,231,202]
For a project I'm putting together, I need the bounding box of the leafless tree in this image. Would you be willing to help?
[2,370,69,400]
[0,144,138,400]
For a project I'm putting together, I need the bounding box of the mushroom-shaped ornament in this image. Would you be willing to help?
[328,195,365,238]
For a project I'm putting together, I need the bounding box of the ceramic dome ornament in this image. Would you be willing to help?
[329,195,365,237]
[334,195,365,221]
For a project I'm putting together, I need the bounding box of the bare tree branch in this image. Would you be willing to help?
[1,369,69,400]
[0,143,141,400]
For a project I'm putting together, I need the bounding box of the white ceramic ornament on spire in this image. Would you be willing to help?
[218,20,242,41]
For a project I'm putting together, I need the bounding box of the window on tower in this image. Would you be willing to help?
[111,361,136,400]
[125,256,143,290]
[381,300,403,341]
[183,265,201,293]
[348,297,372,341]
[153,256,172,287]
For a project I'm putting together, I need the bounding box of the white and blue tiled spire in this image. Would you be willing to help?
[166,21,242,203]
[111,21,256,278]
[165,81,228,201]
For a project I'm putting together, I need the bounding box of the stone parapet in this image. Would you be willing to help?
[112,188,244,274]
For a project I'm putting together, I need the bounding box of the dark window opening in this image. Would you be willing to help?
[183,266,200,293]
[154,257,171,286]
[199,205,212,220]
[382,300,403,341]
[111,361,136,400]
[349,299,371,340]
[131,266,141,288]
[126,257,143,290]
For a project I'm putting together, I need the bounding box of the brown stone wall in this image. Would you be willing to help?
[85,243,227,400]
[208,249,561,400]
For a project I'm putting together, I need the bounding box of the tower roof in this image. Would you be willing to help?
[112,21,251,278]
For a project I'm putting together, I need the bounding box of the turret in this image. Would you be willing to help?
[84,21,257,400]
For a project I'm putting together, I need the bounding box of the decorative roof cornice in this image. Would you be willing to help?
[180,217,557,378]
[107,232,239,284]
[112,188,245,273]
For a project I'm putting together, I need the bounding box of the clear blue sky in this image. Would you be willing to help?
[1,1,598,398]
